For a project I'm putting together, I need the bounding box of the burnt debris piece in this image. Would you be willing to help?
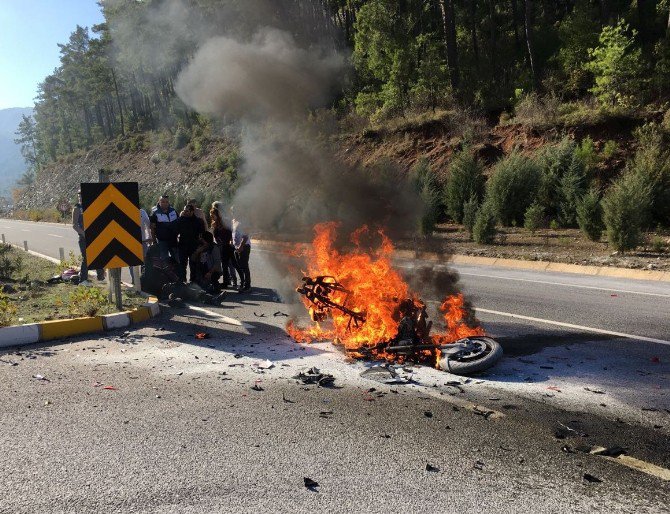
[294,367,336,387]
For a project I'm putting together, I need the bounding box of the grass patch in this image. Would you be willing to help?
[0,246,146,325]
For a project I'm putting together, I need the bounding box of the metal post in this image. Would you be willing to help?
[59,247,65,262]
[23,241,28,251]
[131,266,141,292]
[98,168,123,311]
[1,234,5,244]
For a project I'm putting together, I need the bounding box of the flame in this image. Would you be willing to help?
[287,222,484,360]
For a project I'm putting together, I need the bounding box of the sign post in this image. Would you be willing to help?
[80,181,143,311]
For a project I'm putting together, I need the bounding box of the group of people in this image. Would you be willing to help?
[146,195,252,295]
[73,192,252,299]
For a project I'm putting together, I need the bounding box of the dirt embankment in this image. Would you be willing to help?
[19,112,644,211]
[17,135,238,210]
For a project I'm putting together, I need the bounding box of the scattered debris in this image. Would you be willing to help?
[253,312,266,318]
[251,384,264,391]
[584,387,606,395]
[282,393,295,404]
[425,463,440,472]
[474,460,485,470]
[273,311,289,317]
[294,367,336,388]
[195,332,210,340]
[547,386,562,392]
[424,411,433,418]
[360,364,414,384]
[540,366,554,370]
[319,411,334,418]
[651,356,661,363]
[582,473,602,484]
[103,386,118,391]
[304,477,319,492]
[32,374,49,382]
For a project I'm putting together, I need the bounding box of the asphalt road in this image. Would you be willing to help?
[0,218,669,512]
[1,218,668,342]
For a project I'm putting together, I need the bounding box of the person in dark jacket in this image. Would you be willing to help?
[176,204,204,283]
[150,195,179,261]
[193,231,223,294]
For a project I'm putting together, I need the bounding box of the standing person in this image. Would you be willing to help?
[176,204,204,282]
[192,231,223,294]
[150,195,179,262]
[232,214,251,293]
[72,190,104,286]
[129,208,153,285]
[187,199,208,231]
[210,207,235,288]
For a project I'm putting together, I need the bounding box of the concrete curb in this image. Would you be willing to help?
[254,240,670,282]
[0,297,160,349]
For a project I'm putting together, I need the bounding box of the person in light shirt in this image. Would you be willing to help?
[231,214,251,293]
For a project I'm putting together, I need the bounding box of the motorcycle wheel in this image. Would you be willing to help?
[438,336,503,375]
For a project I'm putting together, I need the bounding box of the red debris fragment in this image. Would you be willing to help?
[195,332,210,340]
[547,386,562,392]
[610,294,618,298]
[103,386,118,391]
[651,356,661,363]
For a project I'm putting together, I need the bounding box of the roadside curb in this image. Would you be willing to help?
[0,297,160,349]
[254,240,670,282]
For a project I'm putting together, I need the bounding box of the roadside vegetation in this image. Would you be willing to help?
[0,244,145,326]
[7,0,670,262]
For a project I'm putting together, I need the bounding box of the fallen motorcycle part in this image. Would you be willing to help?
[437,337,503,375]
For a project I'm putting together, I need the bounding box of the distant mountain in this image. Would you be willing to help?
[0,107,33,198]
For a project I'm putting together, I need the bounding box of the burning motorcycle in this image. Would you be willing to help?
[292,274,502,375]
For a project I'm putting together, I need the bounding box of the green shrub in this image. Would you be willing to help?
[549,219,560,230]
[444,149,485,223]
[557,169,585,227]
[0,292,17,327]
[485,152,543,226]
[0,244,22,279]
[584,20,645,107]
[524,203,544,233]
[576,189,604,242]
[410,158,442,235]
[214,155,227,172]
[462,195,479,238]
[68,287,109,317]
[601,140,618,159]
[574,136,598,172]
[602,171,653,252]
[473,203,497,244]
[150,152,161,165]
[537,137,588,222]
[651,235,666,253]
[627,123,670,226]
[173,127,191,149]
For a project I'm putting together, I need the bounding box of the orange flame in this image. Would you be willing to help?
[287,223,485,360]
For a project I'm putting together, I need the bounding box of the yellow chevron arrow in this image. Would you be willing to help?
[86,220,143,264]
[83,184,140,228]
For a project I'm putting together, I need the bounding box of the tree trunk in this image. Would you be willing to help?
[667,8,670,38]
[438,0,459,89]
[511,0,521,52]
[469,0,480,69]
[524,0,539,90]
[599,0,610,26]
[111,68,125,137]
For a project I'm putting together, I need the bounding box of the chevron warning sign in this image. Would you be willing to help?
[80,182,143,269]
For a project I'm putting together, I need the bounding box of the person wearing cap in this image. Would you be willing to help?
[232,214,251,293]
[150,195,179,262]
[72,190,105,286]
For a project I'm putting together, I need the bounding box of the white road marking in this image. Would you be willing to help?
[393,263,670,298]
[456,270,670,298]
[590,447,670,481]
[47,234,64,238]
[20,229,29,232]
[474,307,670,346]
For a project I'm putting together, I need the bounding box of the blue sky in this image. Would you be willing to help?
[0,1,105,110]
